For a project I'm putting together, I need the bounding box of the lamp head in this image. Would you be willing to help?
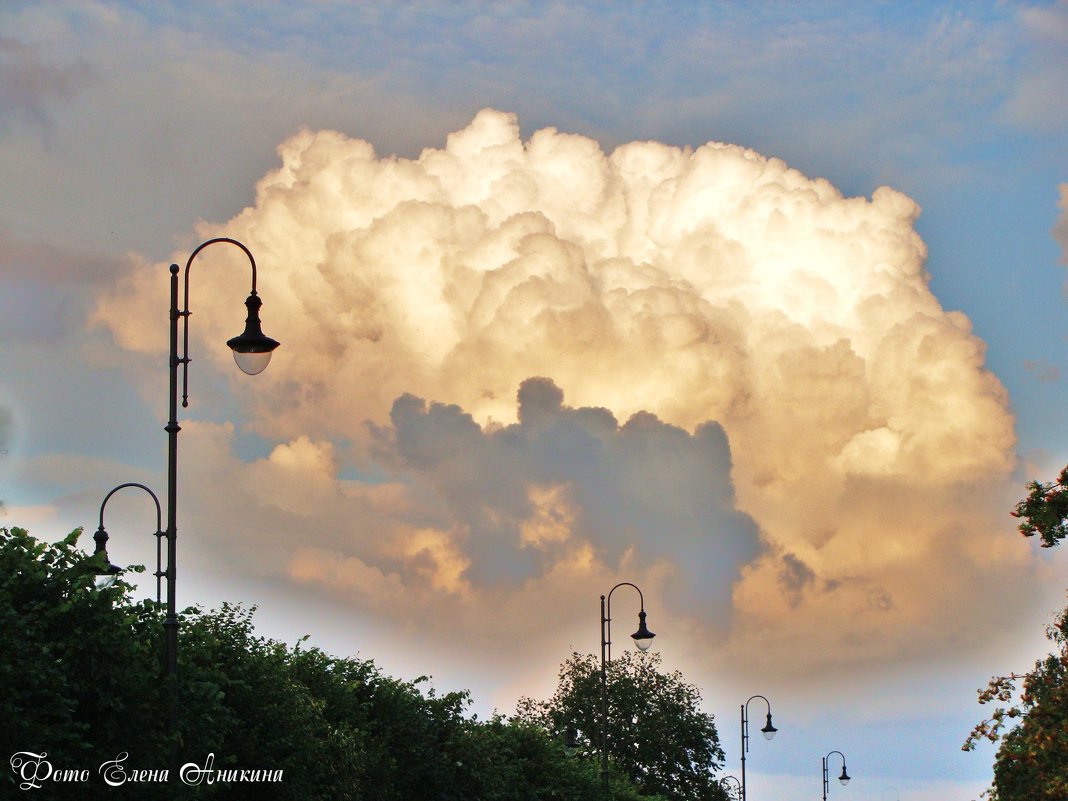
[565,726,579,750]
[227,292,280,375]
[631,608,655,651]
[839,765,850,786]
[761,712,777,740]
[90,526,122,590]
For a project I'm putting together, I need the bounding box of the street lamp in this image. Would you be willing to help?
[89,482,164,596]
[85,237,277,775]
[163,236,279,753]
[600,581,655,798]
[821,750,850,801]
[720,775,742,801]
[740,695,777,801]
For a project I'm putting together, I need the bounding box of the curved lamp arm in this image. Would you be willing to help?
[824,750,851,793]
[743,694,778,748]
[92,482,164,598]
[604,581,655,662]
[177,236,279,407]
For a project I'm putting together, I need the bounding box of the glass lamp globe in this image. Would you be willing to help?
[227,292,279,375]
[631,609,655,651]
[761,713,778,740]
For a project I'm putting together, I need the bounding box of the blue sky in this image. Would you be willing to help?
[2,2,1067,799]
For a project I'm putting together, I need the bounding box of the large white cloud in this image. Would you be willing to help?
[93,110,1031,680]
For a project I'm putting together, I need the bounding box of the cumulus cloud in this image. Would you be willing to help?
[380,377,758,616]
[94,110,1028,679]
[168,414,681,667]
[164,377,754,645]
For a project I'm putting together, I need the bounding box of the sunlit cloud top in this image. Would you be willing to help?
[89,110,1034,683]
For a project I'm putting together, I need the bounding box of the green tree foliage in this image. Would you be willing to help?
[964,600,1068,800]
[0,526,636,800]
[1012,466,1068,547]
[0,526,169,788]
[517,650,729,801]
[963,466,1068,800]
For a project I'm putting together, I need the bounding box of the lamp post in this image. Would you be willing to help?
[89,482,173,753]
[720,775,742,801]
[600,581,655,799]
[164,236,279,759]
[821,750,850,801]
[740,694,777,801]
[86,237,278,775]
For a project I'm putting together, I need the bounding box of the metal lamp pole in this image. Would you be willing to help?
[87,237,279,777]
[740,694,777,801]
[599,581,655,799]
[164,236,280,760]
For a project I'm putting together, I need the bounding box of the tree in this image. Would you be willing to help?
[445,714,657,801]
[0,526,171,799]
[1011,466,1068,547]
[962,465,1068,800]
[517,650,728,801]
[964,600,1068,800]
[1,525,651,800]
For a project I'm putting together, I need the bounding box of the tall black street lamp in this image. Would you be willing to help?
[89,238,279,775]
[740,694,777,801]
[600,581,655,798]
[164,237,279,700]
[821,750,851,801]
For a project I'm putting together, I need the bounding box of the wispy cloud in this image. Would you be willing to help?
[0,35,90,133]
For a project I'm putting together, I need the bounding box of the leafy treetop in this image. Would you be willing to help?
[1012,466,1068,548]
[963,600,1068,800]
[517,650,729,801]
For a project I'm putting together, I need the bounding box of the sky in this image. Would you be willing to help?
[1,2,1068,799]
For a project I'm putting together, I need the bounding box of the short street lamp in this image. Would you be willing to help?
[822,750,851,801]
[719,774,742,801]
[90,482,164,597]
[740,694,777,801]
[600,582,655,798]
